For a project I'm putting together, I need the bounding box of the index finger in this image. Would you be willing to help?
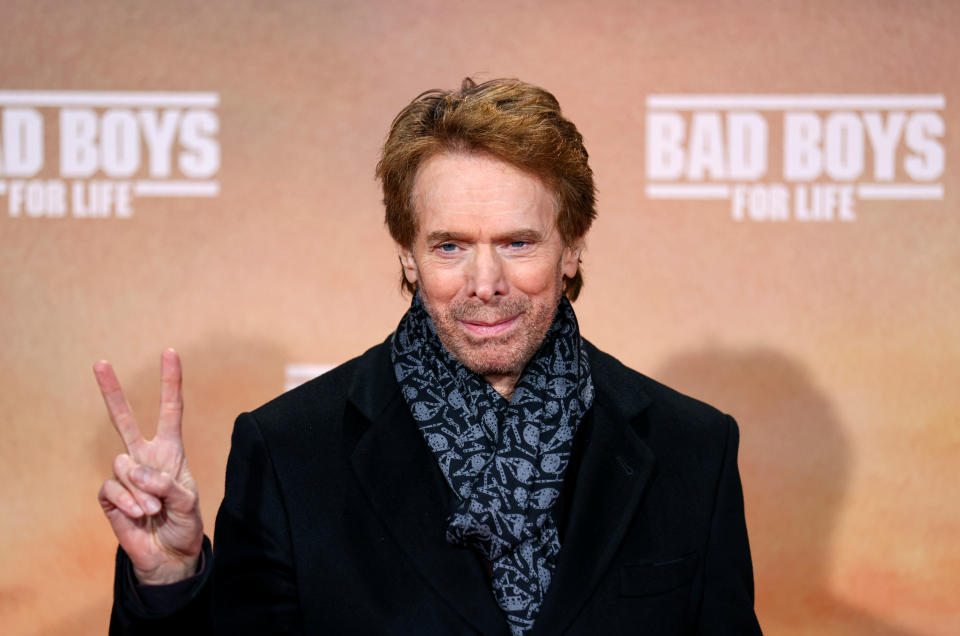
[156,348,183,441]
[93,360,144,453]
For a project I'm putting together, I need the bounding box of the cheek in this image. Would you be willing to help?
[417,263,466,303]
[509,261,564,296]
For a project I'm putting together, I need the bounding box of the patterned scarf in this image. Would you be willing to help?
[391,293,594,635]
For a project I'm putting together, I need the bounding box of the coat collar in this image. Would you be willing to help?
[345,337,656,635]
[346,337,510,635]
[531,341,655,635]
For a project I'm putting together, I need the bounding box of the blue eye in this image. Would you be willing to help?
[439,243,457,252]
[509,241,528,248]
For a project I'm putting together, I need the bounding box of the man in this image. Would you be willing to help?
[97,78,762,635]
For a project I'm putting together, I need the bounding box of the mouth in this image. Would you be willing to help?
[459,314,520,337]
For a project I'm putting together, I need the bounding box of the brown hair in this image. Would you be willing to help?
[376,77,597,301]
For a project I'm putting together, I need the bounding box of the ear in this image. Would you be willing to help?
[561,237,584,279]
[398,244,419,285]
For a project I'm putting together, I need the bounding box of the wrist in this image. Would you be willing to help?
[133,553,201,586]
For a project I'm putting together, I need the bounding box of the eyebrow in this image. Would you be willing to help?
[496,228,544,243]
[425,230,465,245]
[424,228,545,244]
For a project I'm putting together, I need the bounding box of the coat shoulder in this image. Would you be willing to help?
[585,340,734,443]
[245,336,395,437]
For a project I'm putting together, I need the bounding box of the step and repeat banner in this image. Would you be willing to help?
[1,1,957,634]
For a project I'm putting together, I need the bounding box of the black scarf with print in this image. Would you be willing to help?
[391,293,594,635]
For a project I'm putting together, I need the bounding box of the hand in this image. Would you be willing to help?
[95,349,204,585]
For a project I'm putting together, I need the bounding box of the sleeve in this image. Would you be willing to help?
[108,536,213,635]
[107,412,304,635]
[695,415,763,635]
[210,411,304,634]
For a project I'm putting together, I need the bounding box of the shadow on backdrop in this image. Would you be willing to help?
[655,345,916,636]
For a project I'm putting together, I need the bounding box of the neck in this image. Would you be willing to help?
[484,372,520,401]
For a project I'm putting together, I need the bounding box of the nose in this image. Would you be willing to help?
[467,244,508,301]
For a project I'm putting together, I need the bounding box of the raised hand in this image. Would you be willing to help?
[95,349,204,585]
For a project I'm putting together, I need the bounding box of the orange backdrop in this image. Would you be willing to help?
[1,1,958,634]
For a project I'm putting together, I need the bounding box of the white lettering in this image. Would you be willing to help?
[731,183,789,221]
[904,112,945,180]
[1,108,44,177]
[645,112,685,179]
[784,112,822,180]
[60,109,99,178]
[727,112,767,179]
[824,112,864,181]
[686,112,725,180]
[100,109,140,178]
[178,110,220,178]
[7,179,67,217]
[863,111,905,181]
[72,180,133,218]
[8,180,24,216]
[139,109,181,178]
[794,184,855,221]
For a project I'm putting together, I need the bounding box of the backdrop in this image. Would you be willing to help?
[1,1,957,634]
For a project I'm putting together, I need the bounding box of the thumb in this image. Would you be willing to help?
[129,465,198,515]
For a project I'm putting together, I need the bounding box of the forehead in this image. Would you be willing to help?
[411,152,557,236]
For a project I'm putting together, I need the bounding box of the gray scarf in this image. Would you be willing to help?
[391,293,594,634]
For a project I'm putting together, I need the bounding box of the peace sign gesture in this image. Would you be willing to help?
[95,349,204,585]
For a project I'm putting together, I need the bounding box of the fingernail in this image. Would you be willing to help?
[145,499,161,514]
[131,467,148,484]
[131,503,144,516]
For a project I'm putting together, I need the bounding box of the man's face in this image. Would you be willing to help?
[398,152,582,387]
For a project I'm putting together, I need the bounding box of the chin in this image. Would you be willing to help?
[441,327,543,379]
[422,289,562,380]
[456,344,527,377]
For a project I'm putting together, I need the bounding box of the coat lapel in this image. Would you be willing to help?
[344,339,655,635]
[347,340,509,635]
[532,344,656,635]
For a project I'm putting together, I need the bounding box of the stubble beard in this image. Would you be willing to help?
[425,290,562,379]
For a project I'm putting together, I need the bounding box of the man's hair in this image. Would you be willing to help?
[376,77,597,301]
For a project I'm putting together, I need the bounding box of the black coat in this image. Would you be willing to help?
[111,338,762,635]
